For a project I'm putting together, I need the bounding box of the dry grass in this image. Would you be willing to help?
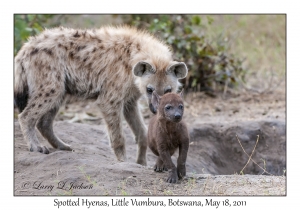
[106,173,286,196]
[236,135,274,176]
[91,161,286,196]
[200,15,286,92]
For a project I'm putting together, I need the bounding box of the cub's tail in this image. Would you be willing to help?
[14,57,29,113]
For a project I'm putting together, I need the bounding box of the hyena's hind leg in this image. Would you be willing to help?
[18,98,51,154]
[18,83,66,154]
[18,107,49,154]
[36,106,72,151]
[123,95,147,166]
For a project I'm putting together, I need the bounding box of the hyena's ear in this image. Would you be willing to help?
[133,61,155,77]
[167,62,188,79]
[151,91,161,112]
[179,89,184,99]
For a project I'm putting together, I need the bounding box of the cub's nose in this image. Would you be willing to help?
[174,113,181,120]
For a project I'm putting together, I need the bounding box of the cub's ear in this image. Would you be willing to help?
[151,91,161,113]
[167,62,188,79]
[133,61,155,77]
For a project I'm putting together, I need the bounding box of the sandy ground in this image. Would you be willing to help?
[14,89,286,196]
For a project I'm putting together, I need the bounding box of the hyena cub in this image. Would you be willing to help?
[14,26,188,166]
[147,91,189,183]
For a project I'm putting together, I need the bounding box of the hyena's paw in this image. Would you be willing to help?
[177,164,186,179]
[136,156,147,166]
[154,163,168,172]
[58,143,72,151]
[154,157,167,172]
[166,170,178,183]
[29,144,49,154]
[114,145,127,162]
[136,141,147,166]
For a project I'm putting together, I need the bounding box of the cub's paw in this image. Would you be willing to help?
[166,171,178,183]
[154,164,168,172]
[177,164,186,179]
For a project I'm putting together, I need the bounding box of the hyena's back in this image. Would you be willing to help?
[15,26,171,107]
[14,26,184,166]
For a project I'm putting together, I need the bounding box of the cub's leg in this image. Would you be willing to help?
[36,106,72,151]
[177,139,189,179]
[158,149,178,183]
[123,95,147,166]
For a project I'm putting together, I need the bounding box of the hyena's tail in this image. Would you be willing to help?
[14,58,29,113]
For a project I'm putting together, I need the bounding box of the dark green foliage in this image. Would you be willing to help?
[14,15,58,55]
[128,15,246,95]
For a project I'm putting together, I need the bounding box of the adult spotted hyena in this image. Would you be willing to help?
[14,26,188,166]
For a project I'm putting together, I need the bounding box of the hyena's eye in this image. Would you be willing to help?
[147,87,154,94]
[164,88,172,94]
[165,105,172,110]
[179,104,183,110]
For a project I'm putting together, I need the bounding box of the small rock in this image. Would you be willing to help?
[215,107,222,112]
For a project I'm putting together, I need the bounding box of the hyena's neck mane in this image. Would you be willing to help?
[101,26,173,70]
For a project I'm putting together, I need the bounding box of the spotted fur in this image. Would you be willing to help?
[14,25,188,165]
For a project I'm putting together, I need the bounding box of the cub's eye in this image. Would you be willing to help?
[164,88,172,94]
[179,104,183,109]
[147,87,153,94]
[165,105,172,110]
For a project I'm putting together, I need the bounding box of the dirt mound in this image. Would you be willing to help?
[14,119,285,196]
[189,120,286,175]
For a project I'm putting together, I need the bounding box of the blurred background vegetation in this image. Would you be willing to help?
[14,14,285,96]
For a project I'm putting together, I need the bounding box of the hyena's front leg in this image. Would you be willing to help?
[99,101,127,162]
[177,140,189,179]
[123,98,147,166]
[37,107,72,151]
[158,149,178,183]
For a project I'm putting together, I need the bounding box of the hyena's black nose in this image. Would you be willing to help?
[149,103,157,114]
[174,113,181,120]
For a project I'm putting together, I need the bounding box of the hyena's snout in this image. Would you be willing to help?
[173,112,182,122]
[149,103,157,114]
[174,112,182,120]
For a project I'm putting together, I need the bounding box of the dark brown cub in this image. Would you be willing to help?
[147,91,189,183]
